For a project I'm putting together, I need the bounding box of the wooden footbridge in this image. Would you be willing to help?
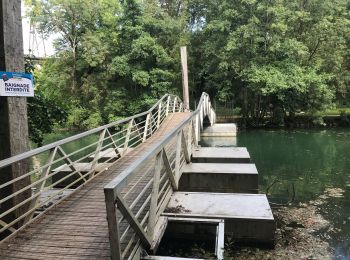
[0,93,275,260]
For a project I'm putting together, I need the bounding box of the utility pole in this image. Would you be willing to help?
[0,0,30,230]
[180,46,189,111]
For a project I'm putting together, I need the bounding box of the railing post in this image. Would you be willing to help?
[91,129,107,176]
[194,114,199,145]
[165,96,170,116]
[175,131,182,182]
[172,97,177,113]
[104,189,122,260]
[24,147,58,224]
[162,149,178,190]
[157,103,162,129]
[148,151,162,239]
[179,103,183,112]
[143,113,151,142]
[181,130,190,163]
[187,122,192,158]
[123,119,134,154]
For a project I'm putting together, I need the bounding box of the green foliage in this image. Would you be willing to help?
[189,0,350,126]
[27,93,67,146]
[27,0,187,133]
[26,0,350,133]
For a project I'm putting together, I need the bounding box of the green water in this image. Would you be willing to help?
[201,129,350,258]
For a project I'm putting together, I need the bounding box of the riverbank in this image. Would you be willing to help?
[225,187,350,259]
[226,204,332,259]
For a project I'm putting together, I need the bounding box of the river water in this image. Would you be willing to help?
[201,129,350,259]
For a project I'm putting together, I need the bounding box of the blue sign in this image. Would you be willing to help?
[0,71,34,97]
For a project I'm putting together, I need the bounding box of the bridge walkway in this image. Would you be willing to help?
[0,112,190,260]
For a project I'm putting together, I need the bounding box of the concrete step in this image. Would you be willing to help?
[179,163,258,193]
[191,147,250,163]
[201,123,237,137]
[163,192,275,244]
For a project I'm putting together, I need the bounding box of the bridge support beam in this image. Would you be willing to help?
[0,0,30,232]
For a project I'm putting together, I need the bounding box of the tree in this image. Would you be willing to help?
[188,0,350,126]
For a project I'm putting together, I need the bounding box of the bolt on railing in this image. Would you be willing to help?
[104,92,216,260]
[0,94,183,240]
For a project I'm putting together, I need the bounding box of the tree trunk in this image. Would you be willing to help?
[0,0,30,235]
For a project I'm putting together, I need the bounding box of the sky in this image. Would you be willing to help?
[22,1,56,57]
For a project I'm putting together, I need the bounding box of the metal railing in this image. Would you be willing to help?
[0,94,183,239]
[104,92,215,260]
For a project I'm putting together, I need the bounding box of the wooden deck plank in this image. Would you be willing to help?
[0,112,190,259]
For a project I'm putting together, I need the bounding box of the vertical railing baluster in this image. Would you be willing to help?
[91,129,107,177]
[175,131,182,183]
[187,120,192,157]
[179,103,183,112]
[157,103,162,129]
[173,97,177,113]
[165,96,170,117]
[195,113,199,145]
[143,113,151,142]
[148,151,162,239]
[123,119,134,154]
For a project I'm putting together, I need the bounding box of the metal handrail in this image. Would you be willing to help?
[0,93,183,238]
[0,94,179,168]
[104,92,216,260]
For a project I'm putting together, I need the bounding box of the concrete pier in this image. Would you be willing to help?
[179,163,258,193]
[163,192,275,244]
[192,147,250,163]
[201,123,237,137]
[200,136,237,147]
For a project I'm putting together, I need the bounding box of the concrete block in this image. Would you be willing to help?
[201,124,237,137]
[192,147,250,163]
[163,192,275,244]
[179,163,258,193]
[200,136,237,147]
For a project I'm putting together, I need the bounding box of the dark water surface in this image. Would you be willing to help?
[202,129,350,258]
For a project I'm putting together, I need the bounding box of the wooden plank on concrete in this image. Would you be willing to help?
[201,123,236,137]
[179,163,258,193]
[191,147,250,163]
[163,192,275,244]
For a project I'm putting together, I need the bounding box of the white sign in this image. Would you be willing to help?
[0,71,34,97]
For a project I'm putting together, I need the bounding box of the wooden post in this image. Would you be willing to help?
[0,0,30,231]
[180,46,189,111]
